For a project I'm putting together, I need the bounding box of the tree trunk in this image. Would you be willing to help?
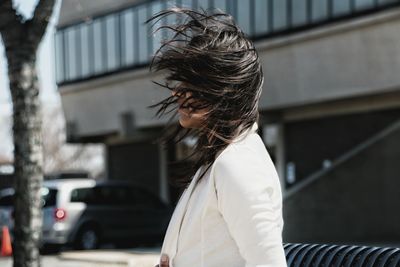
[9,57,43,267]
[0,1,56,266]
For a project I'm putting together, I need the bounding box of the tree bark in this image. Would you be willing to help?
[0,1,56,267]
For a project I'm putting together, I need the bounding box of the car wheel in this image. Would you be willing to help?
[74,226,100,250]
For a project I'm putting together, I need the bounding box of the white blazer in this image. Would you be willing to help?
[161,123,287,267]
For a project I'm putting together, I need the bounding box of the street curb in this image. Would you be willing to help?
[58,249,160,266]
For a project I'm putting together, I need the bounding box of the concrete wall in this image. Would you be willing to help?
[283,121,400,245]
[60,68,171,139]
[257,7,400,110]
[284,108,400,186]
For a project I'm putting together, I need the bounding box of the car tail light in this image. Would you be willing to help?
[54,208,66,221]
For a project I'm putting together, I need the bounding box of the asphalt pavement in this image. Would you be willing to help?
[0,257,124,267]
[0,246,160,267]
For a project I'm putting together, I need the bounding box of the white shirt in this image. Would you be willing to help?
[161,123,287,267]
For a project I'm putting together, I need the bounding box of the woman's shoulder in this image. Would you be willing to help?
[211,132,282,199]
[211,132,277,183]
[215,132,268,164]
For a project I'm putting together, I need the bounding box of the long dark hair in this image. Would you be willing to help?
[146,7,263,187]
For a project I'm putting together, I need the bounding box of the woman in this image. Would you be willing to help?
[147,7,287,267]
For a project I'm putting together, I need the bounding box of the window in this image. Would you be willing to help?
[236,0,251,34]
[197,0,211,10]
[333,0,351,17]
[138,5,150,64]
[378,0,398,6]
[312,0,328,22]
[150,2,164,57]
[65,26,78,80]
[105,15,119,71]
[272,0,288,31]
[292,0,308,27]
[54,31,65,83]
[93,20,104,74]
[70,187,92,203]
[41,188,58,208]
[213,0,227,12]
[121,9,135,66]
[79,23,91,77]
[355,0,375,11]
[0,195,13,207]
[254,0,269,35]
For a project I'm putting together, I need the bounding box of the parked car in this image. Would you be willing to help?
[0,179,173,250]
[0,188,14,239]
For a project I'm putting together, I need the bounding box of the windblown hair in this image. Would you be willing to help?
[147,7,264,187]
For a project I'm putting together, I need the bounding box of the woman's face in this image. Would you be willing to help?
[173,84,210,129]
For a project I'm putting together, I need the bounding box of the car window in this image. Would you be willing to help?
[70,187,92,203]
[41,188,57,208]
[79,186,116,206]
[0,188,57,208]
[0,195,13,207]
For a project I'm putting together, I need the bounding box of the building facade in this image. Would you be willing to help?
[56,0,400,245]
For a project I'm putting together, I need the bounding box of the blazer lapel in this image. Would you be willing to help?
[161,166,203,263]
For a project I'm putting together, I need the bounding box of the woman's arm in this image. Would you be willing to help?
[214,146,287,267]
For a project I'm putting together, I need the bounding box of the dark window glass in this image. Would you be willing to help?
[0,195,13,206]
[0,188,57,207]
[41,188,58,207]
[70,188,92,203]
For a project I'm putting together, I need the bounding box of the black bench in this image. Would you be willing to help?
[284,243,400,267]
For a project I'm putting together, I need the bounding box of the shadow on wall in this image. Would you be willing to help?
[283,120,400,246]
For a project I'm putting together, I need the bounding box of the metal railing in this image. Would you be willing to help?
[55,0,400,85]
